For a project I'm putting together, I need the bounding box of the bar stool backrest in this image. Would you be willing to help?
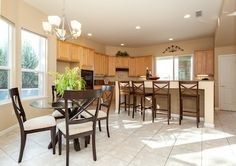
[153,81,170,96]
[179,81,199,97]
[118,81,131,95]
[132,81,145,95]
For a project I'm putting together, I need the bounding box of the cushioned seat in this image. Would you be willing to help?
[57,121,93,136]
[23,115,56,131]
[52,109,64,118]
[82,109,107,119]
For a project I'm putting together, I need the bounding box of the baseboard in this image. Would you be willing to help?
[171,113,204,121]
[0,124,18,136]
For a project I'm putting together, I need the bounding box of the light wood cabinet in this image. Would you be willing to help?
[80,47,94,70]
[107,56,116,76]
[194,49,214,76]
[70,44,80,62]
[128,57,136,76]
[134,55,152,76]
[116,57,129,68]
[57,40,70,61]
[94,53,108,76]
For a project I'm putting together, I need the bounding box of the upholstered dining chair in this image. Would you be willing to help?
[82,85,114,137]
[51,85,64,119]
[57,89,101,166]
[118,81,132,115]
[9,87,56,163]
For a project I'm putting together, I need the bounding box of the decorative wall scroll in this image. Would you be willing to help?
[162,45,184,53]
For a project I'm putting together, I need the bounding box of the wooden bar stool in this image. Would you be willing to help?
[118,81,132,115]
[132,81,152,121]
[179,81,200,127]
[152,81,171,124]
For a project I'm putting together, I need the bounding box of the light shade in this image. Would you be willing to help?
[42,22,52,32]
[48,16,61,26]
[70,20,81,30]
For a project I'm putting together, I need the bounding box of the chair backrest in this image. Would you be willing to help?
[179,81,199,97]
[9,88,26,131]
[100,85,114,115]
[118,81,131,95]
[153,81,170,96]
[132,81,145,95]
[52,85,62,102]
[63,89,102,136]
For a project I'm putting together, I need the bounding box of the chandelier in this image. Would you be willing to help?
[42,0,81,41]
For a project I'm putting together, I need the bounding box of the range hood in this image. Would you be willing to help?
[116,68,129,71]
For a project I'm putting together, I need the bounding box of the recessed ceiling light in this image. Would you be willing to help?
[135,26,141,29]
[121,43,125,46]
[169,38,173,41]
[87,33,92,36]
[228,11,236,16]
[184,14,191,18]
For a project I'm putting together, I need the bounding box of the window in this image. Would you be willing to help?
[155,55,193,80]
[21,30,47,98]
[0,18,13,102]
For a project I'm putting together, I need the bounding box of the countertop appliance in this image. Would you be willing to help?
[81,69,94,89]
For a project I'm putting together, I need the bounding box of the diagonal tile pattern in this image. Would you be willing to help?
[1,104,236,166]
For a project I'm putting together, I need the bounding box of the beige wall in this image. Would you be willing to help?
[106,37,214,56]
[0,0,57,131]
[214,45,236,107]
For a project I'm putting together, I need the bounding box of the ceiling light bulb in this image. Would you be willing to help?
[87,33,92,36]
[42,22,52,33]
[135,26,141,29]
[227,11,236,16]
[70,20,81,30]
[184,14,191,18]
[121,43,124,46]
[169,38,173,41]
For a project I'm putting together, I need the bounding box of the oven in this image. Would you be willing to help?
[81,69,94,89]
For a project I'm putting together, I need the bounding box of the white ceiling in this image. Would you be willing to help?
[24,0,223,47]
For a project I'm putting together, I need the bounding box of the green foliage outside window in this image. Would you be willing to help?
[21,41,39,88]
[0,48,8,89]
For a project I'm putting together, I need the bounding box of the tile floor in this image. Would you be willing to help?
[1,105,236,166]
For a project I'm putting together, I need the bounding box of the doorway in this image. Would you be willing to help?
[218,54,236,111]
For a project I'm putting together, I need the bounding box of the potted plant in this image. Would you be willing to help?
[53,67,86,96]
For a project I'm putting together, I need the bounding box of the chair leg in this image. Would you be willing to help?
[66,138,69,166]
[106,118,110,138]
[132,96,136,118]
[92,134,97,161]
[118,95,121,114]
[58,131,62,155]
[124,95,127,112]
[128,95,130,116]
[74,138,81,151]
[179,98,182,125]
[168,95,171,125]
[98,120,102,132]
[51,127,56,154]
[143,99,145,121]
[18,133,26,163]
[196,97,200,128]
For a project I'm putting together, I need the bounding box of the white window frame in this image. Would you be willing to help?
[155,54,193,80]
[0,16,14,104]
[21,29,47,99]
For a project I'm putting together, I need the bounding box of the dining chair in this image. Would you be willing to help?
[118,81,132,115]
[179,81,200,127]
[82,85,114,137]
[152,81,171,124]
[51,85,65,119]
[132,81,152,121]
[57,89,101,166]
[9,87,56,163]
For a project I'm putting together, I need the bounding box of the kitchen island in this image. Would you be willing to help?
[115,80,215,128]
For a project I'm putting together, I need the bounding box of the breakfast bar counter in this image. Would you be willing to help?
[115,80,215,128]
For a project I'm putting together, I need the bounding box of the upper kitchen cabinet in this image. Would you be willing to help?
[70,44,80,62]
[94,53,108,75]
[79,47,94,70]
[134,55,153,76]
[57,40,71,61]
[194,49,214,76]
[128,57,136,76]
[107,56,116,76]
[116,57,129,68]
